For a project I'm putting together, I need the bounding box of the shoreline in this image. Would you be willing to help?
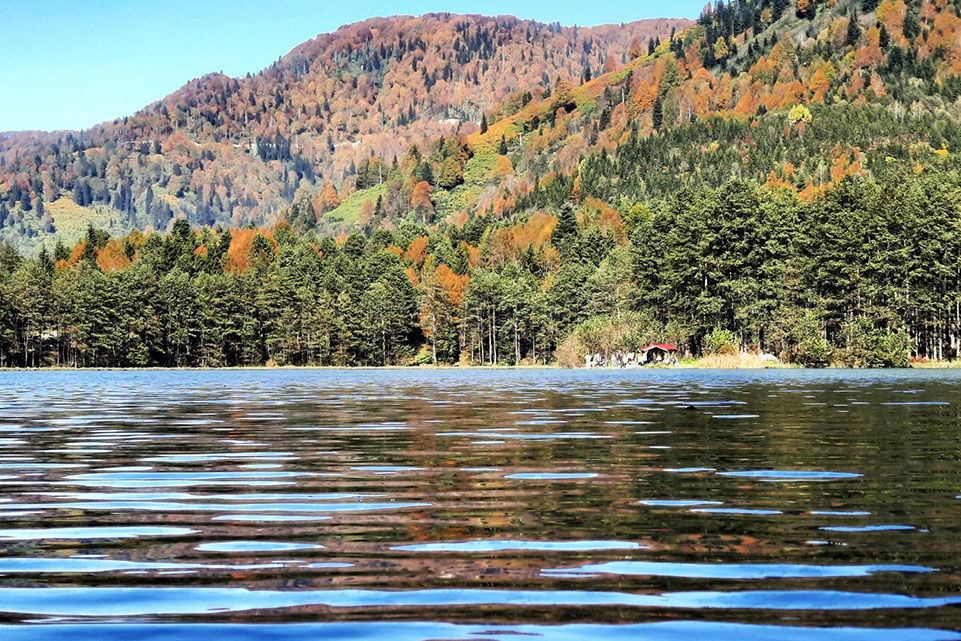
[2,362,958,372]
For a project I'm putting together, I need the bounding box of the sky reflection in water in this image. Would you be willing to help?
[0,368,959,639]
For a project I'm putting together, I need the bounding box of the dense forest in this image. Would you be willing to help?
[6,0,961,367]
[10,0,961,253]
[2,167,958,368]
[0,15,685,251]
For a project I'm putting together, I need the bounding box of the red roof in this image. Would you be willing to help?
[641,343,678,352]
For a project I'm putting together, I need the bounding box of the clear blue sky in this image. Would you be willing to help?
[1,1,704,132]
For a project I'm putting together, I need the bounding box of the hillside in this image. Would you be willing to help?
[0,13,688,252]
[326,0,961,230]
[6,1,961,255]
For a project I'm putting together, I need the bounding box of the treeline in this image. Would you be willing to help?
[2,168,961,368]
[630,170,960,364]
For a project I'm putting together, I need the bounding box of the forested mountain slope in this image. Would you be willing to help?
[7,0,961,368]
[0,13,687,251]
[330,0,961,231]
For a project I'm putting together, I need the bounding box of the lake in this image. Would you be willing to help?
[0,368,959,640]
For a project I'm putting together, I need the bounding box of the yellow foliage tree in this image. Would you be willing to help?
[788,104,813,125]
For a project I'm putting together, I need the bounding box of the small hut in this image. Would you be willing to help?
[640,343,679,365]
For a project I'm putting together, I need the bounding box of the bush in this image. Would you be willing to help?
[795,334,834,366]
[411,345,434,366]
[838,318,911,368]
[703,327,738,355]
[787,310,833,366]
[868,328,911,368]
[555,334,586,368]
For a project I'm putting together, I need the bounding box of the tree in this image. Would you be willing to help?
[411,181,434,223]
[713,37,731,61]
[552,202,579,247]
[414,161,434,185]
[846,12,862,47]
[796,0,817,19]
[361,263,418,364]
[788,104,813,125]
[437,157,465,190]
[903,8,920,41]
[878,23,890,49]
[250,233,274,274]
[551,78,576,114]
[652,96,664,129]
[786,310,833,366]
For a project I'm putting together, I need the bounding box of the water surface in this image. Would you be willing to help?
[1,368,960,639]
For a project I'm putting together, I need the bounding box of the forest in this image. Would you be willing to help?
[0,15,685,250]
[1,167,958,368]
[7,0,961,253]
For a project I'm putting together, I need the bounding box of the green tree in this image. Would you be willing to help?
[437,157,465,190]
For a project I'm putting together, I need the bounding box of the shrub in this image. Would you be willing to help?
[868,328,911,368]
[838,318,911,368]
[703,327,738,355]
[787,310,833,366]
[555,334,586,368]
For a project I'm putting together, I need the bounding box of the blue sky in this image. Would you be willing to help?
[0,1,705,132]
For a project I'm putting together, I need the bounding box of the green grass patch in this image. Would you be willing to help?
[47,197,116,241]
[325,183,387,224]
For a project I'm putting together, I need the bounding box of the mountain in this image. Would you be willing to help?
[0,13,688,251]
[305,0,961,233]
[7,0,961,256]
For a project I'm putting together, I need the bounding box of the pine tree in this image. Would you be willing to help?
[846,12,862,47]
[879,23,890,49]
[652,96,664,130]
[552,202,579,246]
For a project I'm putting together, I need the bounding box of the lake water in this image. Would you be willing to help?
[0,369,959,640]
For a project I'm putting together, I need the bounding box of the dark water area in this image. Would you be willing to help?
[0,368,959,640]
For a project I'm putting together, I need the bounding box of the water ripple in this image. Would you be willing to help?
[2,369,960,633]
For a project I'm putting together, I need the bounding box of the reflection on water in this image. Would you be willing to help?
[0,526,196,540]
[1,622,959,641]
[0,368,960,639]
[540,560,935,579]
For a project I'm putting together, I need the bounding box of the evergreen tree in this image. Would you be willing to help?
[846,12,862,47]
[652,96,664,130]
[552,202,579,247]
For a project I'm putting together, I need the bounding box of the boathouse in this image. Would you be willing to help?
[640,343,679,365]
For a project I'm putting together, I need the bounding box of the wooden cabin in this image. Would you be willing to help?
[640,343,679,365]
